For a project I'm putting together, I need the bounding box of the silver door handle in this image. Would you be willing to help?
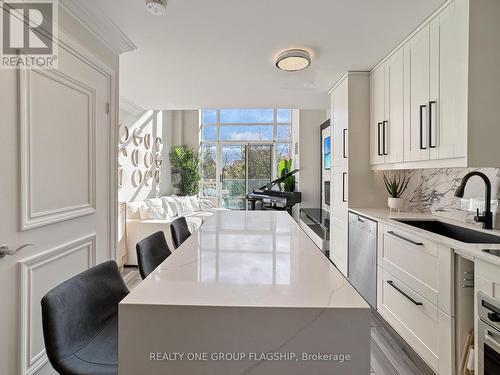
[0,244,32,258]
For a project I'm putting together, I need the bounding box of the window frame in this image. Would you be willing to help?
[199,109,293,200]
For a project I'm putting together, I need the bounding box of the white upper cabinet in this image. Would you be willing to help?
[384,48,405,164]
[370,65,385,165]
[404,24,431,162]
[371,0,500,169]
[332,78,349,167]
[370,48,404,165]
[429,0,468,161]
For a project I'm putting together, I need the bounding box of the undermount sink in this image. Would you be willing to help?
[395,220,500,244]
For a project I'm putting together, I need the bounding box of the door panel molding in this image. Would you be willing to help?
[19,234,97,375]
[19,68,97,230]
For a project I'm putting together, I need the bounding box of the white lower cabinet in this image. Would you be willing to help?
[381,224,453,315]
[377,223,454,374]
[379,268,454,374]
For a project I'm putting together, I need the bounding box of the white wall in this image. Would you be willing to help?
[118,109,173,203]
[172,109,200,153]
[296,110,328,209]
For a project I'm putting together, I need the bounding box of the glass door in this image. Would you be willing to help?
[221,145,246,210]
[220,144,273,210]
[247,144,273,193]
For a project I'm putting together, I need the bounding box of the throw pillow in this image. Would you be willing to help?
[190,195,201,211]
[161,196,179,218]
[174,196,194,215]
[199,199,216,209]
[126,201,147,219]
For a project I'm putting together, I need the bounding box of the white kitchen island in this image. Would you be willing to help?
[119,211,370,375]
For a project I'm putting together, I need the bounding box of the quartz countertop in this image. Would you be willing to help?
[121,210,368,309]
[350,207,500,266]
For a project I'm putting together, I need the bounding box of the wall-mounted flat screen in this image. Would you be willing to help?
[324,136,331,170]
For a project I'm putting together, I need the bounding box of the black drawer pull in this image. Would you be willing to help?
[419,105,427,150]
[343,128,348,159]
[387,280,423,306]
[377,122,383,156]
[428,101,437,149]
[387,231,423,246]
[342,172,347,203]
[383,121,388,156]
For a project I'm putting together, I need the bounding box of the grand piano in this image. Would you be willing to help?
[246,169,301,215]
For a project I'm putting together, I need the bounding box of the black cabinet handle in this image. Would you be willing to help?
[383,120,388,156]
[387,280,423,306]
[419,105,427,150]
[387,231,424,246]
[342,172,347,202]
[429,101,436,149]
[377,122,383,156]
[342,129,348,159]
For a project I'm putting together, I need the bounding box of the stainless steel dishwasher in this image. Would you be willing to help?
[348,212,377,308]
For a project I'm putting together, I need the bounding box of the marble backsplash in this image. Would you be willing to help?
[393,168,500,225]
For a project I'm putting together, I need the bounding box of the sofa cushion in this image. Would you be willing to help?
[140,198,170,220]
[126,201,147,219]
[172,196,194,215]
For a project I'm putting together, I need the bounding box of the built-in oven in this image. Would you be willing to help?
[478,292,500,375]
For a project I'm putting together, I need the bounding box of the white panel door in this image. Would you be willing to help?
[332,78,348,167]
[0,42,113,375]
[330,217,348,277]
[404,25,431,162]
[331,166,348,224]
[370,66,385,165]
[430,0,468,160]
[384,48,405,164]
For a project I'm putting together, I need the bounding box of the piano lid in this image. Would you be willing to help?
[258,169,299,191]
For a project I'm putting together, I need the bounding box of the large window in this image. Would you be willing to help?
[200,109,293,206]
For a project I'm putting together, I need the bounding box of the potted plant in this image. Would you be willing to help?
[278,159,296,192]
[169,145,201,196]
[383,173,410,212]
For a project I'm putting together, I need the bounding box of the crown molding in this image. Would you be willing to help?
[120,96,146,116]
[328,71,370,94]
[60,0,137,55]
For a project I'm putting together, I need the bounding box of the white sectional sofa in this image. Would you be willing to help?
[125,195,223,265]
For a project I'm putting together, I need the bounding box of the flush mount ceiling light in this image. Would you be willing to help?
[275,49,311,72]
[145,0,167,15]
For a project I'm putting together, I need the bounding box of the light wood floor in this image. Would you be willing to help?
[122,268,435,375]
[370,310,435,375]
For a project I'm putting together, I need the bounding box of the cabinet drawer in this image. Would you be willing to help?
[381,225,453,312]
[379,269,453,374]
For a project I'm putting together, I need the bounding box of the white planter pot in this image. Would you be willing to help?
[388,197,404,212]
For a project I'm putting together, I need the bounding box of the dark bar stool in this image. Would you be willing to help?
[41,261,129,375]
[136,231,172,279]
[170,216,191,249]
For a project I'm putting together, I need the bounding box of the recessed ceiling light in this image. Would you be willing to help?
[145,0,167,16]
[275,49,311,72]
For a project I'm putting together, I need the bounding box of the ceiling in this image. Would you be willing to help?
[87,0,445,110]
